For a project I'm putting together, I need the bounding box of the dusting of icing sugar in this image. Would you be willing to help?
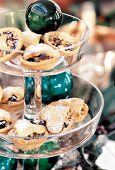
[25,43,59,57]
[3,86,24,99]
[47,119,64,134]
[23,31,39,39]
[3,86,14,94]
[0,109,11,120]
[14,119,46,137]
[42,105,69,134]
[42,105,69,120]
[14,119,34,137]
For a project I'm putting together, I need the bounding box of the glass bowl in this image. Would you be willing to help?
[0,10,89,76]
[0,73,104,159]
[0,9,104,160]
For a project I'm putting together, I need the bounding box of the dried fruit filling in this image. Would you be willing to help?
[27,53,52,62]
[0,120,11,129]
[0,31,18,54]
[8,95,19,102]
[49,36,74,51]
[0,120,7,129]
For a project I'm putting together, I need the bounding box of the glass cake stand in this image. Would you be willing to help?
[0,10,104,169]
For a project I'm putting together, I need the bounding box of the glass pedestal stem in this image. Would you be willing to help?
[20,158,39,170]
[23,76,42,121]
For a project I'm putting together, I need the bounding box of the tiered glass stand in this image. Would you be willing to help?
[0,10,104,169]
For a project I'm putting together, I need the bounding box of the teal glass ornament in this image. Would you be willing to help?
[0,156,17,170]
[42,71,73,104]
[26,0,62,34]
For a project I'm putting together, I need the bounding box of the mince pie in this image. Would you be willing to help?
[0,86,24,112]
[40,102,71,134]
[51,98,89,122]
[43,31,79,56]
[40,98,89,134]
[20,43,60,70]
[22,31,42,49]
[8,119,48,151]
[0,109,13,134]
[0,27,23,62]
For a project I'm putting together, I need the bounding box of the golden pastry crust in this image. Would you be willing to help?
[56,98,89,122]
[20,43,60,70]
[0,86,24,112]
[0,27,23,62]
[40,98,89,134]
[8,131,47,151]
[0,100,24,112]
[22,31,42,48]
[43,31,79,56]
[0,86,3,102]
[0,109,14,134]
[1,86,24,103]
[8,119,48,151]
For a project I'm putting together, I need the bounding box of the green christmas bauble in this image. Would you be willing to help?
[26,0,62,34]
[39,156,59,170]
[0,157,17,170]
[42,71,73,104]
